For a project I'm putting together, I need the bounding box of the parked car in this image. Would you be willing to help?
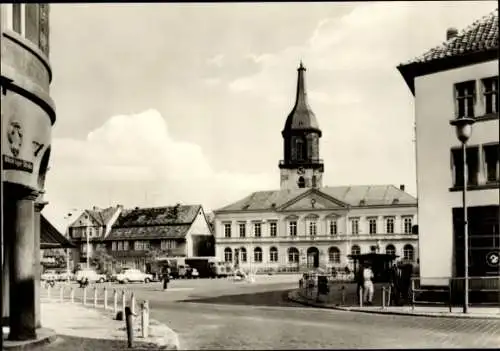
[41,270,58,281]
[75,269,107,283]
[116,269,154,284]
[57,272,76,281]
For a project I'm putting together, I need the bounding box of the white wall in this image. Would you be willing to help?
[414,59,499,284]
[185,207,213,257]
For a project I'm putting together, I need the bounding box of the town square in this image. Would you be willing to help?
[1,1,499,350]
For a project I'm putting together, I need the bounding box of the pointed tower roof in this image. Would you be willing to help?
[283,61,321,135]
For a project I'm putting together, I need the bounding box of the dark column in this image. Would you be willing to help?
[34,199,47,329]
[8,187,38,341]
[2,201,12,326]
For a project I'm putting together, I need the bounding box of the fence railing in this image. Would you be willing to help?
[410,276,500,311]
[41,283,151,339]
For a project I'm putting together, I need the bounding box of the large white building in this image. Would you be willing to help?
[214,63,419,273]
[398,10,499,287]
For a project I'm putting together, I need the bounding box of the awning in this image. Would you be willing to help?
[40,214,76,249]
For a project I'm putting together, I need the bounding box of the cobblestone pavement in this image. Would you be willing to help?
[41,278,500,349]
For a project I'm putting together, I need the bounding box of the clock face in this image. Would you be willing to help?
[297,167,305,175]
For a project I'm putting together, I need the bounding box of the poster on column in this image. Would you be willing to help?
[1,91,52,191]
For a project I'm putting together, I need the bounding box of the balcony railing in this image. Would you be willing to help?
[279,158,324,166]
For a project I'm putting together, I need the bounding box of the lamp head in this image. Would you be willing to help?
[449,117,475,143]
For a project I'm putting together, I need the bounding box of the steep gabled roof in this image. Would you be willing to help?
[398,9,498,94]
[41,215,76,249]
[215,185,416,213]
[104,204,202,241]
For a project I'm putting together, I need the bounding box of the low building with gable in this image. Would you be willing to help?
[103,204,215,271]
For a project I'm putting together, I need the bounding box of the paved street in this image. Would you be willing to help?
[41,276,500,349]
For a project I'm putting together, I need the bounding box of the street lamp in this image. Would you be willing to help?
[449,116,475,314]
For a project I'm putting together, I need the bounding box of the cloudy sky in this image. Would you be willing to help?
[43,1,497,230]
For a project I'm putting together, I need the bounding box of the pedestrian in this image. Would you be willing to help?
[162,265,170,290]
[362,263,375,305]
[389,263,401,306]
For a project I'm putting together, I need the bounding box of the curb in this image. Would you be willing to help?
[2,328,58,350]
[287,291,500,320]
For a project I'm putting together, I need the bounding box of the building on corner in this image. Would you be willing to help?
[397,9,499,287]
[1,3,56,340]
[214,63,419,273]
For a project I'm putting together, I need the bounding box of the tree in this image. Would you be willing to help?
[91,246,115,274]
[145,247,174,275]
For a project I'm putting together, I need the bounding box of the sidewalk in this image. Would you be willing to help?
[38,299,180,350]
[288,290,500,320]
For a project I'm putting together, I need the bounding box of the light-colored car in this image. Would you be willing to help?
[75,269,107,283]
[116,269,153,284]
[41,270,58,281]
[57,272,76,281]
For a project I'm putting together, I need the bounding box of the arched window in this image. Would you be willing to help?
[385,244,396,256]
[403,244,414,262]
[254,247,263,263]
[298,176,305,188]
[224,248,232,262]
[240,247,247,262]
[269,247,278,262]
[328,247,340,263]
[288,247,299,263]
[296,139,305,160]
[351,245,361,256]
[370,245,377,253]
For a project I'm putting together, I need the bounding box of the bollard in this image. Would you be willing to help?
[59,285,64,302]
[70,287,75,303]
[113,289,118,314]
[104,288,108,310]
[411,279,415,312]
[47,285,51,300]
[122,290,126,314]
[359,286,363,307]
[83,287,87,305]
[130,293,136,315]
[141,300,149,338]
[387,285,392,307]
[125,306,134,348]
[94,287,98,308]
[382,287,386,309]
[341,286,346,306]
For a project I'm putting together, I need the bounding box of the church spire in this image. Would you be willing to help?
[294,60,309,110]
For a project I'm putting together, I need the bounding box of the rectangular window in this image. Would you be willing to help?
[451,147,480,187]
[254,223,261,237]
[269,222,277,237]
[161,240,176,250]
[112,242,117,251]
[12,3,21,34]
[455,81,476,118]
[289,221,297,236]
[403,217,413,234]
[484,144,500,183]
[386,217,395,234]
[309,221,317,236]
[329,220,337,235]
[483,77,499,114]
[368,218,377,234]
[224,223,231,238]
[143,241,150,250]
[134,241,144,251]
[239,223,246,238]
[123,241,129,251]
[117,241,123,251]
[351,218,359,235]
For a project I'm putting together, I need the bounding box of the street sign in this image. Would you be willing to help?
[486,252,499,267]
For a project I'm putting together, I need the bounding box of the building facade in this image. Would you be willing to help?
[1,4,55,340]
[103,204,215,272]
[67,205,123,267]
[214,63,419,273]
[398,10,499,287]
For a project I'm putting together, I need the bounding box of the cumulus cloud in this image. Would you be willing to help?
[43,109,274,231]
[207,53,225,67]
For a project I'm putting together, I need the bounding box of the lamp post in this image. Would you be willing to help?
[449,116,475,314]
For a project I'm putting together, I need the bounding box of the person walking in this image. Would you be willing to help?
[362,263,375,305]
[162,265,170,290]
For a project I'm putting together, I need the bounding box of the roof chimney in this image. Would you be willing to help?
[446,27,458,40]
[399,184,405,191]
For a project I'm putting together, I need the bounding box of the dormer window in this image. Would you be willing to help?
[359,199,366,206]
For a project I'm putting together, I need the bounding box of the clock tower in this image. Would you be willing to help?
[279,62,324,190]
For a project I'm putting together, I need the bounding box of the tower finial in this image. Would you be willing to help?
[299,60,305,70]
